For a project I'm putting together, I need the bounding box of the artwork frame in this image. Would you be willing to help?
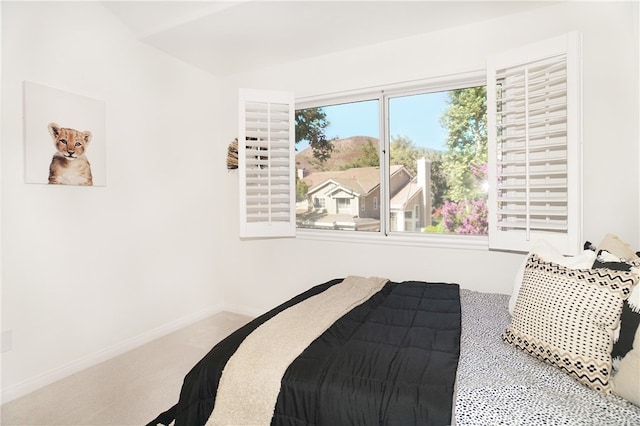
[24,81,107,186]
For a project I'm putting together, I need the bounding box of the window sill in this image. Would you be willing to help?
[296,228,489,251]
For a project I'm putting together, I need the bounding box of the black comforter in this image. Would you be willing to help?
[149,279,461,426]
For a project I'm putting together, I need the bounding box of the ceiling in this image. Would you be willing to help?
[103,1,555,76]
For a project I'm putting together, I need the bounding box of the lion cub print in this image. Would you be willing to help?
[47,122,93,186]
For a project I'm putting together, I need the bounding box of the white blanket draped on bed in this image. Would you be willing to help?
[207,275,389,426]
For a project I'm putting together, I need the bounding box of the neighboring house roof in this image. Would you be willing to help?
[390,177,423,211]
[304,165,405,196]
[314,178,362,197]
[301,170,338,190]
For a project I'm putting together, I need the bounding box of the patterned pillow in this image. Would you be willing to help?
[593,250,640,360]
[503,254,637,393]
[508,239,596,315]
[611,325,640,405]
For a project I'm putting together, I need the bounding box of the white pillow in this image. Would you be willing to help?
[508,239,596,315]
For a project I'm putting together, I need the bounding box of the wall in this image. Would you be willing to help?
[635,1,640,247]
[1,0,638,404]
[1,2,224,402]
[216,2,639,315]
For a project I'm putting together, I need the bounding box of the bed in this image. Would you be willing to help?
[149,248,640,426]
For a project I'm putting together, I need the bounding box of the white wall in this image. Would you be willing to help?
[216,2,640,314]
[1,0,638,404]
[635,1,640,247]
[1,2,224,402]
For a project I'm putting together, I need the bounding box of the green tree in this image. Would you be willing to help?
[341,138,379,169]
[390,135,424,176]
[389,135,448,211]
[295,108,334,164]
[439,87,487,202]
[296,177,309,202]
[425,150,448,209]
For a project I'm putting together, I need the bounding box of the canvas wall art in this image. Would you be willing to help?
[24,82,106,186]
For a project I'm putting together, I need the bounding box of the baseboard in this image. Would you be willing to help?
[222,303,263,318]
[0,303,225,405]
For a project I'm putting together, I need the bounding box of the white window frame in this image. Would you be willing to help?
[294,72,489,250]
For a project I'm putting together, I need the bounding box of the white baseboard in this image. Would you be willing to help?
[0,303,225,405]
[222,303,263,318]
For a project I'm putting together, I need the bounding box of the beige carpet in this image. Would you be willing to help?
[0,312,252,426]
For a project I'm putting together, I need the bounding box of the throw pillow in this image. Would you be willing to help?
[611,325,640,406]
[503,254,637,393]
[597,234,640,263]
[592,246,640,363]
[508,239,596,315]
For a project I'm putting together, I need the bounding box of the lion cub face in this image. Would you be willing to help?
[47,122,93,186]
[48,122,92,159]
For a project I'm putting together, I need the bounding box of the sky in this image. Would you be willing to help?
[296,91,450,152]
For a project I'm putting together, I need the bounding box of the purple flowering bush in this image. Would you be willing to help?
[469,163,487,184]
[441,198,488,235]
[438,160,488,235]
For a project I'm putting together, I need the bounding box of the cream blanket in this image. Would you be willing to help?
[207,275,389,425]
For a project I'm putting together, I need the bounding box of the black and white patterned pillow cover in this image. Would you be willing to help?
[612,325,640,406]
[592,249,640,363]
[503,254,637,393]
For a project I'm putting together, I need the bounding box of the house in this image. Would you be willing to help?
[298,159,431,232]
[1,0,638,407]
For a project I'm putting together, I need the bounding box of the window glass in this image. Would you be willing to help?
[295,86,487,237]
[295,100,380,231]
[388,87,488,235]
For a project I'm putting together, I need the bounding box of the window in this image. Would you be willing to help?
[313,197,326,209]
[240,32,582,253]
[294,83,487,237]
[337,198,351,213]
[386,88,487,236]
[295,99,380,232]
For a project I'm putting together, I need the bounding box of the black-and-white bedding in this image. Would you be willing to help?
[150,278,462,426]
[456,289,640,426]
[149,277,640,426]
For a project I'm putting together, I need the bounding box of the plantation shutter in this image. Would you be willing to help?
[238,88,296,238]
[487,32,582,254]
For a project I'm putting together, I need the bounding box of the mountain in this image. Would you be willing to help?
[295,136,378,173]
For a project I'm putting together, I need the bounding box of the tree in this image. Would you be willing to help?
[436,86,488,235]
[390,135,423,176]
[439,87,487,202]
[341,138,379,169]
[296,177,309,202]
[425,150,448,210]
[295,108,334,164]
[389,135,447,213]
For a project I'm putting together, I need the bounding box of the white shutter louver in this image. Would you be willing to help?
[239,89,296,238]
[487,32,582,254]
